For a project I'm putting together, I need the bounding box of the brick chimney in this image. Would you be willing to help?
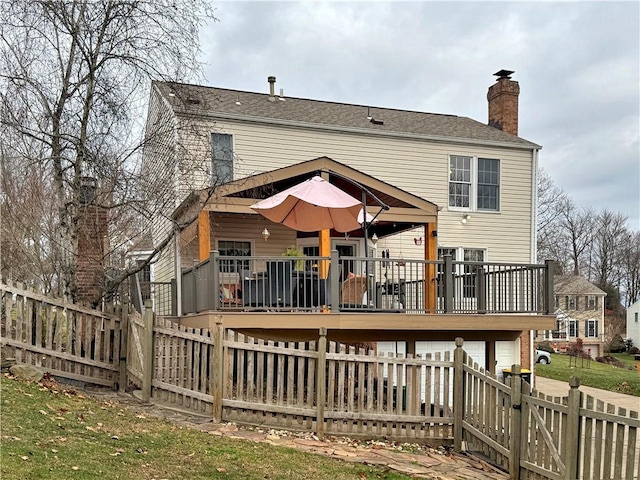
[75,177,108,306]
[487,69,520,136]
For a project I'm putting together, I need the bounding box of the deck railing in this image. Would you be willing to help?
[176,250,554,316]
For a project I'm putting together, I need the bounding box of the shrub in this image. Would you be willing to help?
[536,341,555,354]
[625,338,635,351]
[595,355,625,368]
[628,346,639,355]
[607,334,627,353]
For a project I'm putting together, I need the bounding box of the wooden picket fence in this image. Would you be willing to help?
[459,356,640,480]
[0,282,121,387]
[2,287,638,479]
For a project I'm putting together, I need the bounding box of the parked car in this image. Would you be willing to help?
[536,349,551,364]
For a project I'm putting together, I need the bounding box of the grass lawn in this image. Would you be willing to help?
[0,376,410,480]
[535,353,640,397]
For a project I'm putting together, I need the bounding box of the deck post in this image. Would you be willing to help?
[509,364,523,480]
[444,255,454,313]
[330,250,339,312]
[211,250,220,311]
[170,278,178,316]
[476,265,486,314]
[141,300,154,404]
[453,337,465,451]
[211,315,224,423]
[316,327,328,438]
[544,259,555,314]
[564,376,582,480]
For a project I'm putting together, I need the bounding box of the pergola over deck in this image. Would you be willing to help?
[175,156,441,310]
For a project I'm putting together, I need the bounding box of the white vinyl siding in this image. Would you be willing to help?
[173,118,535,264]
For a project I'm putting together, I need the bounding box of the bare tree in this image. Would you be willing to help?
[0,0,215,303]
[620,231,640,305]
[588,210,629,304]
[536,169,571,266]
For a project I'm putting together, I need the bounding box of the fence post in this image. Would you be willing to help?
[141,300,154,404]
[509,364,523,480]
[444,255,454,313]
[316,327,327,438]
[210,315,224,423]
[453,337,465,451]
[564,376,581,480]
[118,302,129,393]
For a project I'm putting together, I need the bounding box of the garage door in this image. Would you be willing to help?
[377,341,486,406]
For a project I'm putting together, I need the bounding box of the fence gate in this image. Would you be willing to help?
[519,390,567,480]
[460,355,512,472]
[125,309,147,395]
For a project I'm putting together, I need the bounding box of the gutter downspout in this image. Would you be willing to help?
[530,147,540,387]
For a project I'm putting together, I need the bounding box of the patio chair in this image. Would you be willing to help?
[340,274,369,310]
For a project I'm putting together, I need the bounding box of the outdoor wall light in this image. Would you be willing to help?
[261,228,271,241]
[370,233,378,245]
[414,237,423,246]
[461,214,471,225]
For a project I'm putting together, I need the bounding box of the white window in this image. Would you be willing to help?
[448,155,500,211]
[585,319,598,338]
[438,247,486,298]
[566,295,577,310]
[585,295,597,310]
[211,133,233,184]
[554,295,560,309]
[567,319,579,338]
[217,240,252,273]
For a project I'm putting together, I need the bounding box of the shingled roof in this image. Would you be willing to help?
[554,275,607,296]
[154,81,541,149]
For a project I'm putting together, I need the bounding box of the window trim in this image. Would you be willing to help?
[211,132,234,185]
[448,154,501,212]
[216,238,253,273]
[585,319,598,338]
[567,318,579,338]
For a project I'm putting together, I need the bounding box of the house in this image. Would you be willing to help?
[627,300,640,349]
[537,275,607,358]
[141,69,554,373]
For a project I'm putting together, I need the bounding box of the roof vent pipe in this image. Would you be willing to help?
[268,76,276,101]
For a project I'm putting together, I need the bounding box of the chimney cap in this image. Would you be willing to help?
[267,76,276,83]
[494,69,515,80]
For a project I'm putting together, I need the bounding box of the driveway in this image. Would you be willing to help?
[534,376,639,412]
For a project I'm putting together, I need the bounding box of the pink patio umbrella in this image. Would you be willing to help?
[251,176,371,233]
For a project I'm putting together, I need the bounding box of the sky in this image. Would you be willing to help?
[197,1,640,230]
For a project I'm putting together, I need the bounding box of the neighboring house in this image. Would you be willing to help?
[537,275,607,358]
[627,300,640,349]
[141,69,551,372]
